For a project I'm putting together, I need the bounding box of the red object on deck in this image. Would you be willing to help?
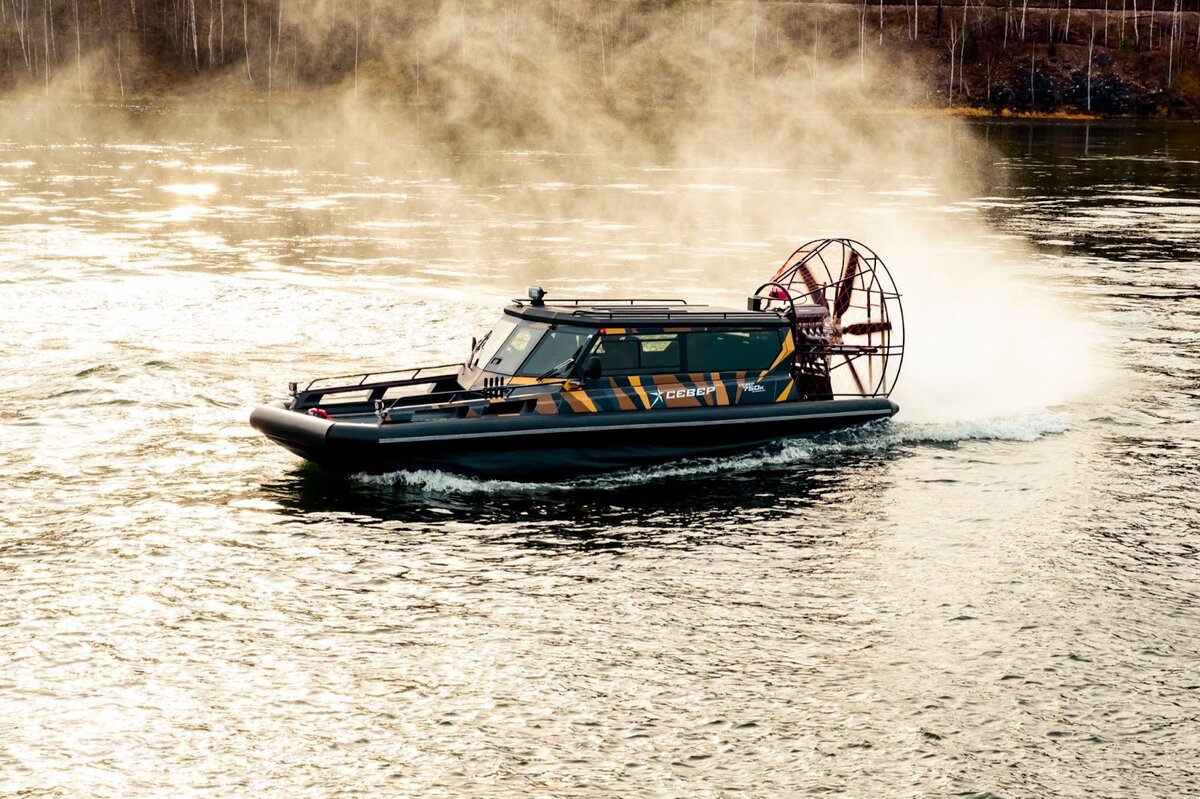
[308,408,331,420]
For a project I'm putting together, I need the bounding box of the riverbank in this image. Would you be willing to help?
[904,5,1200,117]
[2,1,1197,120]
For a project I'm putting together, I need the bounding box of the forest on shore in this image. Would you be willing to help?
[2,0,1199,119]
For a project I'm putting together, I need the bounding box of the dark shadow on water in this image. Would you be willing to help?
[972,119,1200,264]
[255,433,906,548]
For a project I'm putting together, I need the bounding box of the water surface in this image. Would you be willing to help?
[2,114,1198,797]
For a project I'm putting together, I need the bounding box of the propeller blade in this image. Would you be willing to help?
[843,320,892,336]
[795,261,826,306]
[834,250,859,320]
[845,356,867,395]
[771,244,817,282]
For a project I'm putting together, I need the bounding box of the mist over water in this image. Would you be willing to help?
[5,0,1103,418]
[1,82,1198,799]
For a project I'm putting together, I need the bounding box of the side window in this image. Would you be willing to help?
[686,329,784,372]
[592,334,681,374]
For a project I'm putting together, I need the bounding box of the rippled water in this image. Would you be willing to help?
[2,114,1198,796]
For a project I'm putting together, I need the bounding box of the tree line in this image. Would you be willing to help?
[1,1,1198,108]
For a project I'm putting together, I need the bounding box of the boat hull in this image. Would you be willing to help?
[250,398,899,479]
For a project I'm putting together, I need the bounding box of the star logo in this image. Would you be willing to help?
[649,389,664,408]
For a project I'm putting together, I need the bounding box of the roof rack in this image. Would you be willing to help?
[505,297,793,327]
[564,307,783,321]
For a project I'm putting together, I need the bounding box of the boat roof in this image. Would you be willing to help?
[505,298,794,328]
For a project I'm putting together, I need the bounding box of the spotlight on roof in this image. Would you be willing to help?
[527,286,547,306]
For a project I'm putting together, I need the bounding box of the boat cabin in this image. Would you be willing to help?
[456,291,814,414]
[286,290,836,423]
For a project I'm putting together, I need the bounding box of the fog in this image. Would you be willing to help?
[2,0,1102,422]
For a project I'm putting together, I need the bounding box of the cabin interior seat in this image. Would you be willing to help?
[597,339,639,372]
[686,337,719,372]
[641,340,680,370]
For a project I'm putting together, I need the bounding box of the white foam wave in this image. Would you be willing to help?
[351,411,1071,495]
[892,412,1071,444]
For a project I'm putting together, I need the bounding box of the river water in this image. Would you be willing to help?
[1,113,1197,797]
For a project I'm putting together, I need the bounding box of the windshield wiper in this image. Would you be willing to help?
[469,331,492,368]
[537,346,584,380]
[538,356,576,380]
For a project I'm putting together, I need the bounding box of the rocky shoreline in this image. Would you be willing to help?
[907,4,1200,117]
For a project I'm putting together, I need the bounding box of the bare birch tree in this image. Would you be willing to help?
[242,0,252,84]
[1167,0,1178,84]
[189,0,198,70]
[947,21,958,105]
[1088,18,1094,110]
[1149,0,1155,50]
[960,0,969,98]
[73,0,82,91]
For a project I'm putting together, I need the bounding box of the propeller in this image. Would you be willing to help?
[763,238,904,400]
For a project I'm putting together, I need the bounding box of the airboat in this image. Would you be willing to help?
[250,238,905,478]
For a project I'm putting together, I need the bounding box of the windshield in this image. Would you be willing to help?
[482,322,547,375]
[517,327,592,377]
[470,319,518,370]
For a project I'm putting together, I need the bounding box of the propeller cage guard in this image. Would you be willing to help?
[754,238,905,401]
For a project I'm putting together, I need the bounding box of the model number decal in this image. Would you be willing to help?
[741,381,766,393]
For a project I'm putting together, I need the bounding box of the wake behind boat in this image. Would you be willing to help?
[251,238,905,479]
